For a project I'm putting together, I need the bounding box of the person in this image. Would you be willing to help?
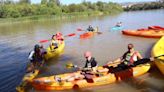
[28,44,45,67]
[83,51,98,72]
[50,35,59,51]
[107,43,143,71]
[55,32,64,44]
[56,51,98,82]
[115,22,122,27]
[87,25,94,32]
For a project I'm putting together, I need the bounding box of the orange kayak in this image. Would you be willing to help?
[80,32,95,39]
[122,29,164,38]
[148,26,164,30]
[31,63,150,91]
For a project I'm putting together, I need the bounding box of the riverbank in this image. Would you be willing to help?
[124,2,164,11]
[0,11,122,25]
[0,1,123,25]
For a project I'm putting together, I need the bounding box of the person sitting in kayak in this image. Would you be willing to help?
[87,25,94,32]
[28,44,46,68]
[55,32,64,44]
[115,22,122,27]
[56,51,98,82]
[50,35,59,51]
[107,43,143,70]
[82,51,98,73]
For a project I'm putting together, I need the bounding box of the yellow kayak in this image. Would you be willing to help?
[44,41,65,60]
[152,36,164,75]
[31,63,150,91]
[16,69,39,92]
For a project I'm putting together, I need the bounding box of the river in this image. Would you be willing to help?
[0,9,164,92]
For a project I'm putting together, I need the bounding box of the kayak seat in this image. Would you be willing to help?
[84,74,94,83]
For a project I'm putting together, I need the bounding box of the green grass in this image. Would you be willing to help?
[0,11,121,25]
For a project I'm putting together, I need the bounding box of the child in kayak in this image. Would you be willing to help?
[56,51,98,82]
[50,35,59,51]
[55,32,64,44]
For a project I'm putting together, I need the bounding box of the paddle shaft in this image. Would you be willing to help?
[66,55,164,69]
[39,33,76,43]
[154,54,164,58]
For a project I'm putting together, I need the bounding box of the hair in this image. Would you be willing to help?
[52,35,55,39]
[128,43,134,49]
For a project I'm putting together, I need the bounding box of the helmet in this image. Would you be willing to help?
[56,32,62,36]
[34,44,40,51]
[84,51,92,58]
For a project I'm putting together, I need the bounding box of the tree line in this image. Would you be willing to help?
[0,0,123,18]
[124,1,164,11]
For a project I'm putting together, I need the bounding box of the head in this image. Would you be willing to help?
[34,44,40,52]
[52,35,56,40]
[56,32,61,36]
[127,43,134,52]
[40,44,44,48]
[84,51,92,59]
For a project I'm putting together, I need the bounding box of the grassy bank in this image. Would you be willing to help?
[124,2,164,11]
[0,11,122,25]
[0,1,123,25]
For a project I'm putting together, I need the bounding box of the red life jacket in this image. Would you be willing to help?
[129,51,138,65]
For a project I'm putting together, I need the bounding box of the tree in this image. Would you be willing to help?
[48,0,60,6]
[41,0,47,5]
[19,0,31,4]
[55,0,60,6]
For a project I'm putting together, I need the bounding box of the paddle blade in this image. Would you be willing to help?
[77,28,83,31]
[65,33,76,37]
[97,32,103,35]
[66,62,74,69]
[39,40,49,43]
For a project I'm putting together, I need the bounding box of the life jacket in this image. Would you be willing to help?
[30,51,43,63]
[85,57,97,68]
[124,52,138,65]
[55,33,63,41]
[51,40,58,46]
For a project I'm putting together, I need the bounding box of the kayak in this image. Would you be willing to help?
[110,26,123,31]
[151,36,164,75]
[148,26,164,30]
[44,41,65,60]
[16,69,39,92]
[80,32,95,39]
[31,63,150,91]
[122,29,164,38]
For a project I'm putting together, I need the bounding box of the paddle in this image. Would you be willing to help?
[77,28,83,31]
[66,62,78,69]
[154,54,164,59]
[105,54,164,67]
[77,27,103,34]
[66,54,164,69]
[39,33,76,43]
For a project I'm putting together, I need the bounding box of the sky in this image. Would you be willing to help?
[12,0,157,4]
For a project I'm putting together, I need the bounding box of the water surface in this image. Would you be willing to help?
[0,9,164,92]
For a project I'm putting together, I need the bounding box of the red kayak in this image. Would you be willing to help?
[148,26,164,30]
[80,32,95,39]
[122,29,164,38]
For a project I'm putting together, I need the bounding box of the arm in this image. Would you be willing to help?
[107,58,121,64]
[28,51,34,60]
[136,51,143,59]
